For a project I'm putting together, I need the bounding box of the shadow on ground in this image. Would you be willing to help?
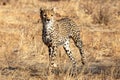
[1,60,120,80]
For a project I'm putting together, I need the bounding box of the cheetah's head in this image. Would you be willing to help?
[40,8,56,24]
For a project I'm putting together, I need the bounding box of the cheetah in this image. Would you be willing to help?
[40,8,85,73]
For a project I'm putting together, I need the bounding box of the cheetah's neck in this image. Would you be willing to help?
[43,20,54,32]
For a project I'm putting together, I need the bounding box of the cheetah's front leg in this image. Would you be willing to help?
[63,40,77,74]
[48,46,57,73]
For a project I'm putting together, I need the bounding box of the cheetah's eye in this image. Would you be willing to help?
[44,14,46,17]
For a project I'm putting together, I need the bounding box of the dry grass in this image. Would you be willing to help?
[0,0,120,80]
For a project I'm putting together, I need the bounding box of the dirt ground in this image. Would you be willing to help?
[0,0,120,80]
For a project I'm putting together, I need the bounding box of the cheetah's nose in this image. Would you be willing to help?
[46,19,50,21]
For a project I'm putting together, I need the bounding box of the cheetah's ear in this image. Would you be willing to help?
[40,7,46,13]
[40,7,45,13]
[51,7,56,13]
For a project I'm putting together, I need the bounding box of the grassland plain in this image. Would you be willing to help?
[0,0,120,80]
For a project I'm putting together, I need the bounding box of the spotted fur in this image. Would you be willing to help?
[40,8,85,73]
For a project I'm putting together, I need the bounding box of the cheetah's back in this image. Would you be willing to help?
[54,18,80,39]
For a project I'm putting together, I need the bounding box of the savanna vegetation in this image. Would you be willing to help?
[0,0,120,80]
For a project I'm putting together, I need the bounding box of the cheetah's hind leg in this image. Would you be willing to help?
[75,38,85,65]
